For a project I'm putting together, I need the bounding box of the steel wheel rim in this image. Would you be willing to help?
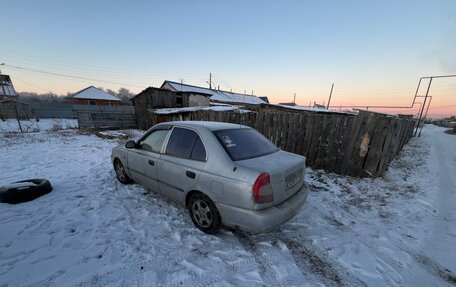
[192,199,213,228]
[115,162,125,181]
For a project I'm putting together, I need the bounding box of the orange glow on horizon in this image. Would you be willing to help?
[9,71,456,119]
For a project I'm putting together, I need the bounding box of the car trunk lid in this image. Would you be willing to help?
[237,150,306,205]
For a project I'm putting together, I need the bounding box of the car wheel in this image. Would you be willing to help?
[114,159,131,184]
[0,179,52,204]
[188,192,222,234]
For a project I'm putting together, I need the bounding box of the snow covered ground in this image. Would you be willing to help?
[0,122,455,286]
[0,119,78,133]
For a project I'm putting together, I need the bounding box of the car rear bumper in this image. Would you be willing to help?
[215,183,309,233]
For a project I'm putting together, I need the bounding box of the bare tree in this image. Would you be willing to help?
[116,88,135,100]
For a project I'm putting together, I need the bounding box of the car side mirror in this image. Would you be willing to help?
[125,140,136,149]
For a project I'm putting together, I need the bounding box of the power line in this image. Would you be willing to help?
[10,76,49,92]
[3,59,209,84]
[0,50,208,76]
[3,64,146,88]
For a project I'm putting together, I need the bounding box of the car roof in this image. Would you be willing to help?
[158,121,248,131]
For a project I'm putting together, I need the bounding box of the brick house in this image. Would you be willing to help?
[69,86,127,106]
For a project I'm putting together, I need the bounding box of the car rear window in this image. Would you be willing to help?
[214,128,278,161]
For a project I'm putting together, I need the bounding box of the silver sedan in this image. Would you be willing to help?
[111,121,309,234]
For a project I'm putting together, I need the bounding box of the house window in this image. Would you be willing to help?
[87,100,97,106]
[176,95,183,107]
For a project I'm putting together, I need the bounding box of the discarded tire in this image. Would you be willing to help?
[0,179,53,204]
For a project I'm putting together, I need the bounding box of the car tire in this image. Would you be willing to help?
[114,159,132,184]
[188,192,222,234]
[0,179,53,204]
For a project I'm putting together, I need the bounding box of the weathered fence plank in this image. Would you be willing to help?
[144,109,415,177]
[75,105,136,129]
[363,117,390,176]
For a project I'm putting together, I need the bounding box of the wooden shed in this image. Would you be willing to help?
[161,80,267,106]
[132,87,212,129]
[0,74,18,101]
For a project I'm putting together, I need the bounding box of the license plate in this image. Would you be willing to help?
[285,169,302,190]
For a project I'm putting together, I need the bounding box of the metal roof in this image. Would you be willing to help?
[162,81,267,105]
[70,86,122,101]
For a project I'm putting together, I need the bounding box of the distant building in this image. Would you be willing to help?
[132,86,212,129]
[68,86,127,106]
[0,74,18,101]
[278,102,296,106]
[313,103,327,109]
[435,116,456,128]
[161,80,267,106]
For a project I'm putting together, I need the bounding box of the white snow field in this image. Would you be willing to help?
[0,122,455,286]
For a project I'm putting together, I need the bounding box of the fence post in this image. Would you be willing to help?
[14,105,23,133]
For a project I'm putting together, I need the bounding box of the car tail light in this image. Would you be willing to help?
[253,172,273,204]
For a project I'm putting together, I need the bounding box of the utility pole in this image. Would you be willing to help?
[327,83,334,109]
[293,93,296,104]
[209,73,212,90]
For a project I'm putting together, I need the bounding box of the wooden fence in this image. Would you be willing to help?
[0,101,33,120]
[32,103,76,118]
[75,105,136,129]
[150,110,416,177]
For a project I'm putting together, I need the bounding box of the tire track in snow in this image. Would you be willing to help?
[237,230,367,286]
[233,230,282,285]
[412,253,456,286]
[279,234,365,286]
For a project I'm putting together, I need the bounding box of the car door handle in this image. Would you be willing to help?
[148,159,155,166]
[186,171,196,179]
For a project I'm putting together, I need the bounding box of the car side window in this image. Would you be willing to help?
[139,129,169,153]
[191,137,206,161]
[166,128,206,161]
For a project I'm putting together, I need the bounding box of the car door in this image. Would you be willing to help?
[157,127,207,203]
[127,128,170,191]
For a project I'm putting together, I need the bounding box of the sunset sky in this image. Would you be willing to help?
[1,0,455,118]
